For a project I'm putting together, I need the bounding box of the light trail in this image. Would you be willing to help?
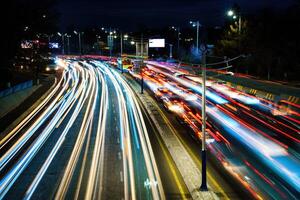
[137,61,300,199]
[0,59,165,200]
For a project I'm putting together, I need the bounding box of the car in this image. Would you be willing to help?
[225,71,234,76]
[154,87,172,101]
[161,96,184,113]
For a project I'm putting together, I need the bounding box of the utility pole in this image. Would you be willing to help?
[200,45,208,191]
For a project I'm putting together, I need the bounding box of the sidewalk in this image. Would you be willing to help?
[124,73,219,200]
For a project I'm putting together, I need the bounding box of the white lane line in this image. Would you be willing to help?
[118,151,122,160]
[120,171,123,182]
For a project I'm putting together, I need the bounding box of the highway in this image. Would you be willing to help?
[130,60,300,200]
[0,58,184,199]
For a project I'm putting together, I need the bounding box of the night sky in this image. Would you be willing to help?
[58,0,296,30]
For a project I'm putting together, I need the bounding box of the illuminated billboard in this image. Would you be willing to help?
[49,42,59,49]
[149,39,165,48]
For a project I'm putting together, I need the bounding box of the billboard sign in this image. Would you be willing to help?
[149,39,165,48]
[49,42,59,49]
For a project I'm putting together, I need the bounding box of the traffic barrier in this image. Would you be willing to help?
[0,80,33,98]
[288,96,299,104]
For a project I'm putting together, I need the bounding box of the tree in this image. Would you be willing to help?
[215,3,300,81]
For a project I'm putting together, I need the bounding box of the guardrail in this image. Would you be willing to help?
[0,80,33,98]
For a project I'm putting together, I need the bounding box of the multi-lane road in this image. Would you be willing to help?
[1,57,299,200]
[0,59,189,199]
[132,60,300,200]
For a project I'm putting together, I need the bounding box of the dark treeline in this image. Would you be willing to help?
[215,2,300,81]
[2,0,58,89]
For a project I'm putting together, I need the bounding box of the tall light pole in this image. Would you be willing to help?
[108,28,113,57]
[227,9,242,74]
[169,44,173,59]
[57,32,65,55]
[74,30,82,55]
[227,9,241,34]
[120,32,123,73]
[189,21,208,190]
[66,35,71,54]
[200,44,208,191]
[141,33,144,94]
[171,26,180,57]
[190,21,200,53]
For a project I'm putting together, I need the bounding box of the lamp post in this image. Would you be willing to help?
[171,26,180,57]
[57,32,65,55]
[74,30,82,55]
[190,21,200,53]
[169,44,173,59]
[227,9,241,34]
[188,21,208,190]
[140,33,144,94]
[200,44,208,191]
[66,35,71,55]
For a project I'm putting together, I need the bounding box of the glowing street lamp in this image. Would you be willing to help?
[74,30,83,55]
[189,20,201,53]
[226,9,241,34]
[227,10,234,16]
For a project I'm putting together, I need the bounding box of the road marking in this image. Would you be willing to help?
[138,94,188,199]
[120,171,123,182]
[117,138,120,144]
[155,122,188,200]
[152,100,230,200]
[118,152,122,160]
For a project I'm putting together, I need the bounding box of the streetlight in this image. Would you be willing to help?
[74,30,83,55]
[226,9,241,34]
[200,44,208,191]
[171,26,180,57]
[57,32,65,55]
[227,10,234,16]
[96,35,101,54]
[189,20,201,53]
[189,21,208,191]
[169,44,173,59]
[66,35,71,54]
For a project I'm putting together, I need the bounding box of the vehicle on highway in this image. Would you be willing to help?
[225,71,234,76]
[161,96,184,113]
[154,87,173,101]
